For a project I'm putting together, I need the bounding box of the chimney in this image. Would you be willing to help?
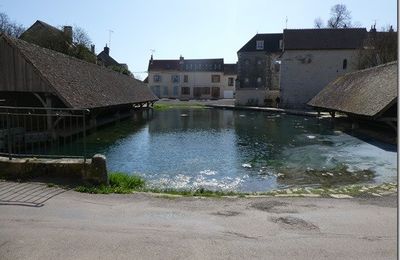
[369,24,377,33]
[389,25,394,32]
[179,55,184,64]
[150,54,153,64]
[90,44,95,54]
[104,44,110,55]
[63,26,73,43]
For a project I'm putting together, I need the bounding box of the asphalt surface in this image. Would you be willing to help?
[0,181,397,260]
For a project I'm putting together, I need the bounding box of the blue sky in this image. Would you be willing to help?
[1,0,397,79]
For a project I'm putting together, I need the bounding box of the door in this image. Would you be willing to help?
[194,88,201,98]
[211,87,220,99]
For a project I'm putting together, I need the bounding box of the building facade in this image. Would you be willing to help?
[279,28,367,109]
[148,56,236,100]
[236,33,283,106]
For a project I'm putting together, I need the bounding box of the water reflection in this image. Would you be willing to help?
[70,109,397,192]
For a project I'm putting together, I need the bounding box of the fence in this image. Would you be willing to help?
[0,106,89,160]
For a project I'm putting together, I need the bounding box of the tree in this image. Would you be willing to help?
[313,4,353,29]
[109,65,134,77]
[0,12,25,38]
[314,17,324,28]
[72,26,92,48]
[357,26,397,69]
[327,4,352,28]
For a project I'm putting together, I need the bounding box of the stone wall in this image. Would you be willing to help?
[280,49,359,109]
[236,51,281,106]
[0,154,108,184]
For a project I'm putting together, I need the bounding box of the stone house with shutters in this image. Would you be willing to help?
[236,33,283,107]
[279,28,367,109]
[147,56,236,100]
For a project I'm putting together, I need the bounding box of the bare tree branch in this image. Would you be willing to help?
[327,4,351,28]
[314,17,324,28]
[0,12,25,37]
[72,25,92,47]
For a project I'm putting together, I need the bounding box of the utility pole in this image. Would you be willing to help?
[108,30,114,49]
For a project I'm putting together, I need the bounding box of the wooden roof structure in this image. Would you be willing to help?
[308,61,397,119]
[0,34,158,109]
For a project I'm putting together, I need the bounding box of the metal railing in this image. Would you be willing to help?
[0,106,89,161]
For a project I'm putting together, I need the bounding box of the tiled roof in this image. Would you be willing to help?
[148,58,226,72]
[238,33,283,53]
[283,28,367,50]
[308,61,397,118]
[148,60,180,71]
[1,34,158,109]
[223,63,237,75]
[97,50,120,67]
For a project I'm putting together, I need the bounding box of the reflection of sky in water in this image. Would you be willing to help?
[78,109,397,192]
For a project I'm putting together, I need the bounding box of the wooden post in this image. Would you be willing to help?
[44,94,56,140]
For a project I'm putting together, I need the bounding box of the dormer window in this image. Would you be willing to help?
[256,40,264,50]
[153,75,161,82]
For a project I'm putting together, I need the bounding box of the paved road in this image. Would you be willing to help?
[0,181,397,259]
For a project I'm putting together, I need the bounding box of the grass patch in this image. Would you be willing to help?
[75,172,146,194]
[73,172,397,198]
[153,103,205,110]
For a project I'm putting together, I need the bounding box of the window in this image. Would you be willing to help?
[244,78,249,86]
[181,87,190,95]
[171,75,180,83]
[211,75,221,83]
[163,86,169,95]
[184,75,188,83]
[257,59,263,65]
[257,77,262,83]
[228,77,234,86]
[343,59,348,70]
[153,74,162,82]
[256,40,264,50]
[173,86,179,96]
[151,85,161,97]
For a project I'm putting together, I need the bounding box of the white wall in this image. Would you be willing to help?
[279,49,359,109]
[148,70,235,99]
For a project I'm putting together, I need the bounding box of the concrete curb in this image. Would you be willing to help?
[0,154,108,184]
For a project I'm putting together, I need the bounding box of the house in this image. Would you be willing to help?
[97,44,128,70]
[147,56,237,100]
[19,20,97,64]
[279,28,367,109]
[19,20,73,53]
[236,33,283,106]
[0,33,158,125]
[308,61,397,128]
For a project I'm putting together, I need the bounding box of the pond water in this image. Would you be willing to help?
[81,108,397,192]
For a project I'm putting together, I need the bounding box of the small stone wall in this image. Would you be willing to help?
[0,154,108,185]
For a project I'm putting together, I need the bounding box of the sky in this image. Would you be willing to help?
[1,0,397,79]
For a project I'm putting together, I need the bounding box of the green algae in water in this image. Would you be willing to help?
[276,163,375,188]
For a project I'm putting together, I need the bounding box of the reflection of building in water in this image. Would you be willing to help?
[148,109,235,133]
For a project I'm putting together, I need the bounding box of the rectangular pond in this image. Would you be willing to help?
[67,108,397,192]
